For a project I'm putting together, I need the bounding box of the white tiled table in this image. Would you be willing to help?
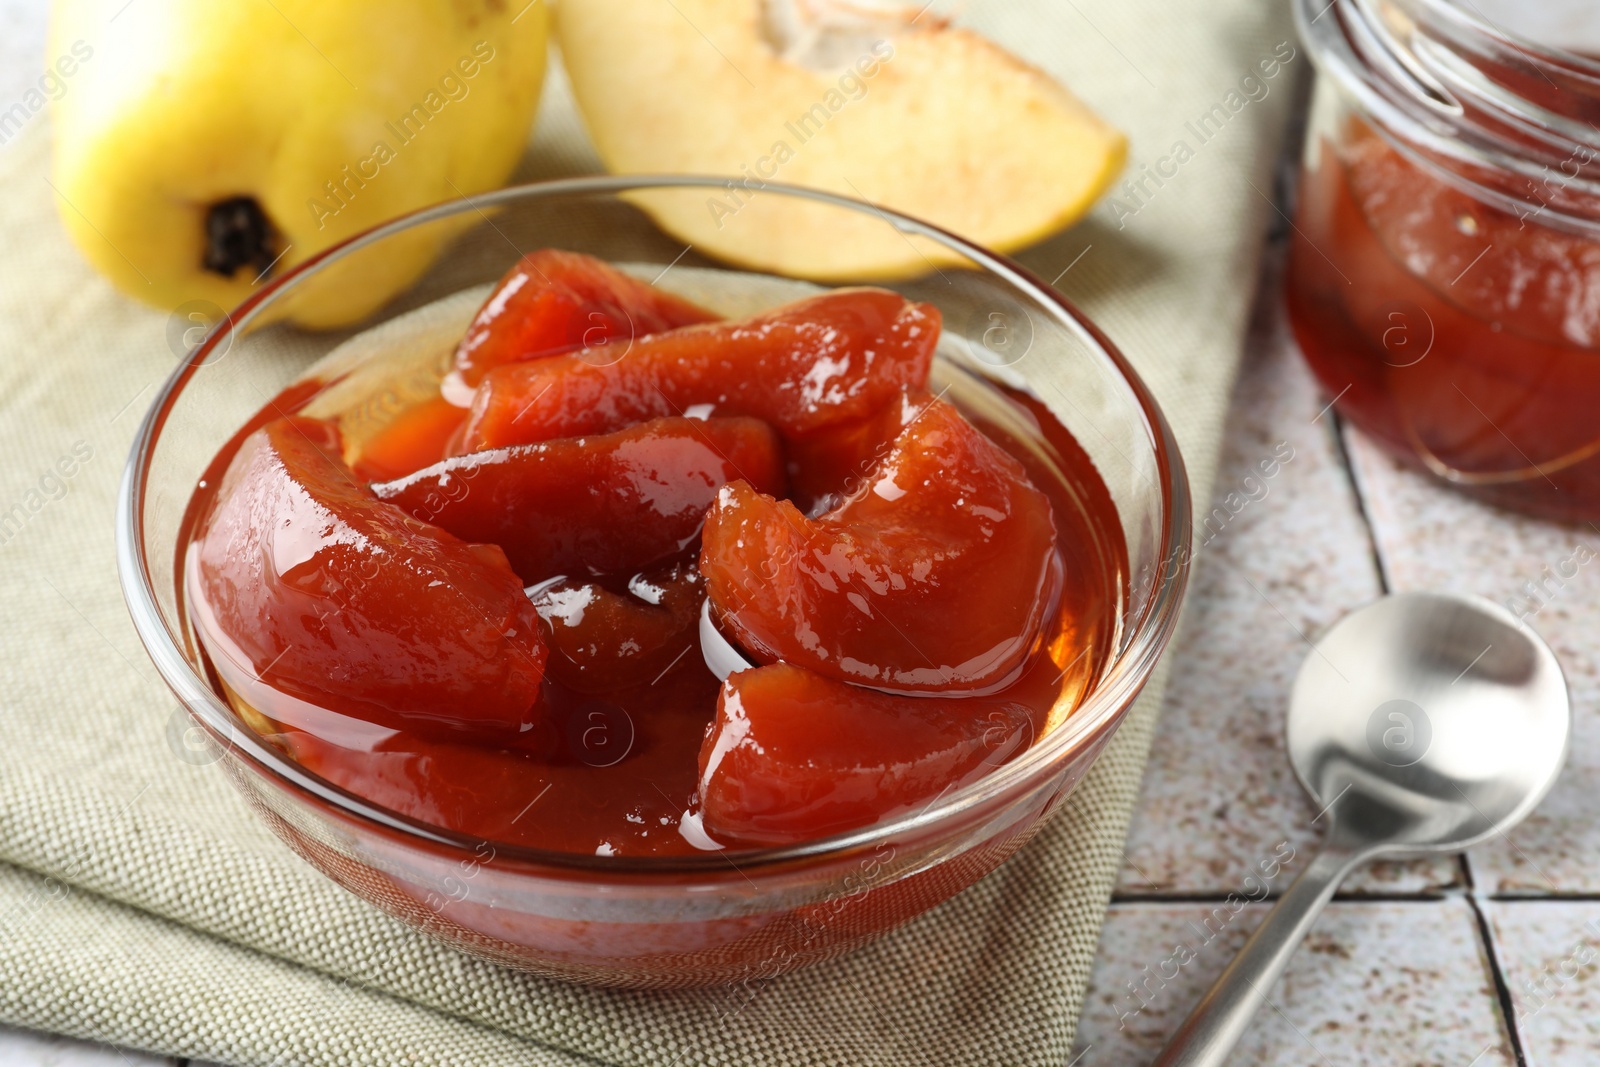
[5,3,1599,1064]
[1072,218,1600,1067]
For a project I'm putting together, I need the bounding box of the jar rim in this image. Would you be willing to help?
[1393,0,1600,74]
[1297,0,1600,233]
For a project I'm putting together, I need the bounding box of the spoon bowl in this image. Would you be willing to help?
[1154,591,1570,1067]
[1288,591,1570,855]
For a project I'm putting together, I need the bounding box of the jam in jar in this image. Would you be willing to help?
[1289,0,1600,521]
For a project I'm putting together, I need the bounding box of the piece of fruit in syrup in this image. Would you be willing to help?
[701,397,1060,693]
[698,663,1035,846]
[455,288,939,452]
[530,559,705,693]
[451,248,717,391]
[373,415,784,582]
[190,415,548,743]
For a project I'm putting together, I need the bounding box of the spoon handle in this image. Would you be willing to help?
[1150,842,1367,1067]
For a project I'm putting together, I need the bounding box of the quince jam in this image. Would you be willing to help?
[181,251,1125,856]
[1287,120,1600,520]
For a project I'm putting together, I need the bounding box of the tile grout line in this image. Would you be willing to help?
[1099,87,1562,1057]
[1109,889,1459,905]
[1461,849,1530,1067]
[1463,885,1531,1067]
[1325,408,1393,595]
[1108,876,1534,1066]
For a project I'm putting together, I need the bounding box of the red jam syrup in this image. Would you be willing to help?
[1287,119,1600,520]
[182,251,1126,857]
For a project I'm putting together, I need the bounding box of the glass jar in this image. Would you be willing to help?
[1289,0,1600,521]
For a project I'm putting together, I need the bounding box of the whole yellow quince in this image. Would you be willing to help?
[49,0,549,329]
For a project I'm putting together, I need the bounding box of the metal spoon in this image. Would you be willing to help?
[1153,591,1570,1067]
[700,599,754,680]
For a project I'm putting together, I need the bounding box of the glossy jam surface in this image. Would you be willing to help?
[183,252,1126,858]
[450,248,717,392]
[1287,121,1600,519]
[701,395,1061,695]
[372,416,785,582]
[698,663,1037,847]
[190,415,548,744]
[456,288,939,453]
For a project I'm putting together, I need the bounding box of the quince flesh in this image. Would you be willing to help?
[555,0,1126,279]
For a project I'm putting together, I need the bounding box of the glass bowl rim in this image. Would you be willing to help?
[116,174,1192,875]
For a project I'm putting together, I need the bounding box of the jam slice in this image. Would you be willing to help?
[371,416,783,582]
[455,288,939,453]
[1332,135,1600,475]
[701,398,1060,693]
[190,415,548,743]
[349,395,468,483]
[1344,134,1600,348]
[451,249,717,390]
[785,389,925,515]
[698,663,1035,847]
[530,559,704,693]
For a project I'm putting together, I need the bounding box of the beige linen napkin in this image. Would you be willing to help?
[0,2,1297,1063]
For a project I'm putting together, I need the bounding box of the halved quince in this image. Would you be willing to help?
[554,0,1125,279]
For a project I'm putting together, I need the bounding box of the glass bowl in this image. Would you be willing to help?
[117,177,1191,988]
